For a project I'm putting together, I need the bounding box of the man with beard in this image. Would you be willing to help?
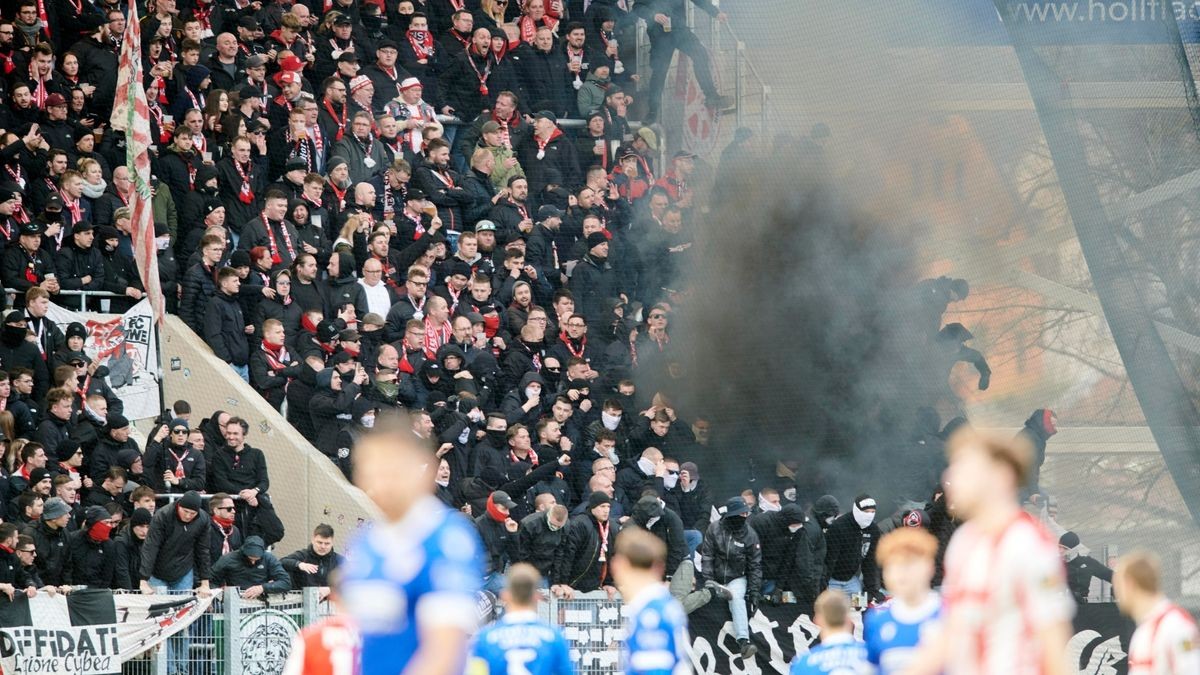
[525,204,563,280]
[488,175,532,244]
[239,190,300,270]
[413,138,470,234]
[332,112,389,185]
[393,188,438,244]
[68,16,118,114]
[322,157,352,223]
[216,135,267,235]
[444,27,503,122]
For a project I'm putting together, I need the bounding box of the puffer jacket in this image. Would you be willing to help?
[701,516,762,596]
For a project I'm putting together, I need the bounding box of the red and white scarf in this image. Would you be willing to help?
[534,128,563,160]
[234,160,254,204]
[262,214,296,265]
[406,29,434,60]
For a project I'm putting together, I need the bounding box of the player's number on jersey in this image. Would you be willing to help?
[504,648,537,675]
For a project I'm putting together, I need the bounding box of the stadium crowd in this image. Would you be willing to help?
[0,0,1165,672]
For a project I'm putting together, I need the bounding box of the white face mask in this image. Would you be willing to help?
[852,504,875,529]
[434,476,449,487]
[457,427,471,444]
[646,516,660,528]
[601,411,621,431]
[783,488,797,502]
[825,516,836,526]
[787,523,803,533]
[360,415,375,428]
[636,456,655,476]
[468,409,484,423]
[525,386,540,400]
[759,498,781,513]
[607,448,619,465]
[662,472,678,489]
[155,236,171,251]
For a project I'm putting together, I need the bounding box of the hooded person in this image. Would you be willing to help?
[0,311,48,400]
[823,494,883,603]
[700,497,763,658]
[750,502,824,610]
[62,505,118,588]
[1059,531,1113,605]
[812,495,841,532]
[323,249,367,317]
[500,370,546,429]
[1017,408,1057,500]
[309,366,361,466]
[474,490,522,593]
[211,535,292,595]
[113,507,153,589]
[630,495,688,579]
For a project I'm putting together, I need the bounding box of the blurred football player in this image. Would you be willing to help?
[905,432,1072,675]
[1115,550,1200,675]
[339,413,485,675]
[864,528,941,674]
[281,581,359,675]
[469,563,575,674]
[789,590,869,674]
[613,528,692,675]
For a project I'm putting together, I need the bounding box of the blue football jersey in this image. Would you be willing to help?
[863,595,942,675]
[340,495,485,675]
[624,585,692,675]
[469,610,576,675]
[789,634,871,675]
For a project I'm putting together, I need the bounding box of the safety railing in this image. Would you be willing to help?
[3,287,125,312]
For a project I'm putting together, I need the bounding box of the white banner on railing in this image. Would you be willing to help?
[0,589,212,675]
[45,298,162,421]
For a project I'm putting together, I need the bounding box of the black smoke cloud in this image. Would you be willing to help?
[668,169,952,509]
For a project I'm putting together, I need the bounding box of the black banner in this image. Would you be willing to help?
[685,600,1135,674]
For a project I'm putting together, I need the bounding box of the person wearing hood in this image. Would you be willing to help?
[1016,407,1057,500]
[212,534,292,597]
[54,219,105,295]
[204,267,252,380]
[331,398,377,480]
[61,505,117,588]
[576,62,614,118]
[116,447,148,490]
[177,165,222,251]
[751,502,824,612]
[254,269,304,350]
[1059,531,1113,605]
[310,364,365,467]
[935,321,991,392]
[324,250,368,318]
[113,507,152,590]
[0,311,49,402]
[631,493,718,614]
[701,496,763,659]
[475,489,522,593]
[824,494,884,604]
[500,370,546,428]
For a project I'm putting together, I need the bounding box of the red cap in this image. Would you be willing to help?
[275,70,299,86]
[279,54,305,72]
[45,93,67,107]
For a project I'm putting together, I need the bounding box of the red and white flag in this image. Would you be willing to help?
[110,2,165,326]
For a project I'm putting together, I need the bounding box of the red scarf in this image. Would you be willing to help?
[213,515,236,554]
[510,445,539,467]
[423,317,451,358]
[193,1,214,31]
[518,15,556,44]
[559,331,585,358]
[234,160,254,204]
[534,128,563,158]
[329,182,347,209]
[407,30,434,60]
[485,493,508,522]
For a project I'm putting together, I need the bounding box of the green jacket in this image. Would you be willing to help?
[577,72,612,118]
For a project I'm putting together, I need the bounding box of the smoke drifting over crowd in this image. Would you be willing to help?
[669,169,959,508]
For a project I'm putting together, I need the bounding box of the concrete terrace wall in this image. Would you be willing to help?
[159,314,378,553]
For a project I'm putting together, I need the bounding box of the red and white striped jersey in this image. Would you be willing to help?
[942,511,1074,674]
[1128,599,1200,675]
[282,614,360,675]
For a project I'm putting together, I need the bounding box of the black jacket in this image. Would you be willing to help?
[750,504,824,603]
[207,445,270,495]
[204,291,250,366]
[0,546,34,589]
[1066,554,1113,604]
[569,253,615,326]
[36,415,73,466]
[179,262,218,333]
[1017,408,1054,498]
[140,505,213,584]
[54,239,106,291]
[516,509,564,578]
[143,440,207,493]
[475,512,520,576]
[701,516,762,596]
[62,529,118,588]
[280,545,345,588]
[630,498,688,577]
[309,381,360,458]
[823,511,881,597]
[212,548,292,594]
[552,512,616,592]
[112,528,145,590]
[21,519,69,586]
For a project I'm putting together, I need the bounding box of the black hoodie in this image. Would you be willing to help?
[324,251,367,317]
[1017,408,1056,498]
